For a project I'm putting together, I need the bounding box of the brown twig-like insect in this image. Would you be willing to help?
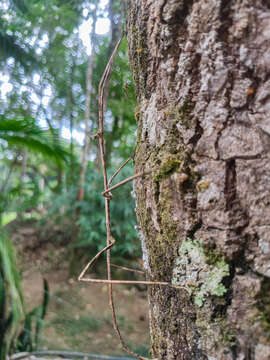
[78,33,189,360]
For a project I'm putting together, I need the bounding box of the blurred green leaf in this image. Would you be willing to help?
[0,118,71,165]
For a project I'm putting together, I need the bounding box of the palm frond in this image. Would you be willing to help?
[0,118,39,134]
[0,235,25,318]
[0,118,71,165]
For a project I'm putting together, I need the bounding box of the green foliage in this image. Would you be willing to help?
[0,233,24,359]
[9,0,29,14]
[78,164,138,256]
[0,232,50,358]
[0,118,70,165]
[1,212,17,226]
[0,172,39,218]
[15,279,49,352]
[0,117,71,220]
[94,38,137,160]
[0,27,39,71]
[46,163,140,258]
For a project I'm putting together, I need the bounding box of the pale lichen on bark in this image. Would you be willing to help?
[172,238,230,307]
[127,0,270,359]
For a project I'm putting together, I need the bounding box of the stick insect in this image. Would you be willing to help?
[78,33,188,360]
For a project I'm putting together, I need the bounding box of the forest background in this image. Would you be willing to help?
[0,0,148,358]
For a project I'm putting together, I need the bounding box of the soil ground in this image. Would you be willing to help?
[13,222,150,358]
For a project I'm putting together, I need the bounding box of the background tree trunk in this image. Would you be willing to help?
[78,0,98,201]
[127,1,270,359]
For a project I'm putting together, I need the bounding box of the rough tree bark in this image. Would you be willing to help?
[127,1,270,359]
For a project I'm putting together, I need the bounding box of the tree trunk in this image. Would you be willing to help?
[104,0,123,165]
[68,61,76,186]
[78,0,98,201]
[127,1,270,359]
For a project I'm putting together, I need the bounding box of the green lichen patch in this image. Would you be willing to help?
[154,153,182,182]
[172,238,230,307]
